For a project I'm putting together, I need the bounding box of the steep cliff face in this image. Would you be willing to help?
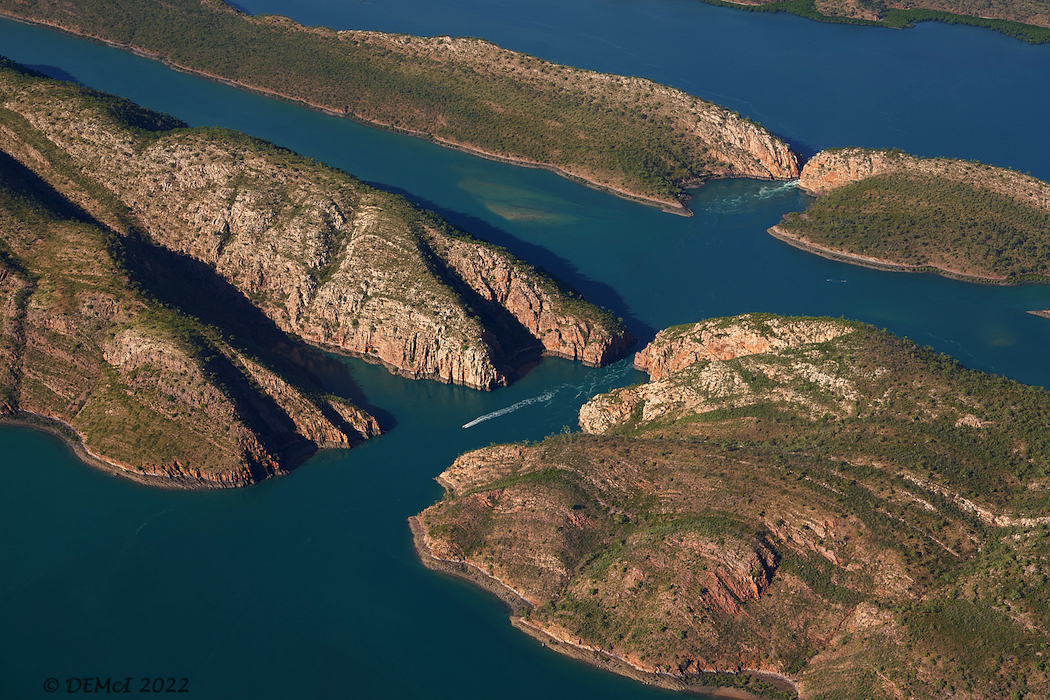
[417,314,1050,698]
[0,163,379,486]
[0,63,386,486]
[783,148,1050,282]
[581,314,857,433]
[633,314,852,380]
[797,148,904,194]
[421,227,636,366]
[0,66,633,390]
[689,106,800,181]
[799,147,1050,208]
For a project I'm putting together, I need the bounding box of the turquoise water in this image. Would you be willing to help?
[2,4,1050,698]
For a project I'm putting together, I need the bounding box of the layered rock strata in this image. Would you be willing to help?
[0,0,799,209]
[0,62,633,391]
[0,143,379,487]
[417,314,1050,698]
[798,147,1050,206]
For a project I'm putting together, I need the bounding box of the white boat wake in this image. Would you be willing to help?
[461,356,638,429]
[462,390,558,428]
[709,179,799,213]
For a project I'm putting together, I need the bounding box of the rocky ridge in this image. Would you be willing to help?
[798,147,1050,207]
[0,141,379,487]
[417,314,1050,698]
[341,31,801,186]
[581,315,858,434]
[0,0,800,209]
[0,64,633,391]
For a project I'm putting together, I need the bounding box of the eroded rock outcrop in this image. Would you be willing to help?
[417,314,1050,698]
[421,227,636,366]
[634,314,853,380]
[0,200,379,488]
[799,147,1050,209]
[0,62,388,486]
[0,65,633,390]
[581,314,858,433]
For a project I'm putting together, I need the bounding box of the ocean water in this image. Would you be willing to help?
[1,4,1050,698]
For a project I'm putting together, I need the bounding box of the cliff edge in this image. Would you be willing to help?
[773,147,1050,283]
[417,313,1050,698]
[0,60,633,393]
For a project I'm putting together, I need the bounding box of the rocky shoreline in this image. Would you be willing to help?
[409,515,797,699]
[767,225,1016,285]
[408,515,534,616]
[0,9,800,215]
[2,406,380,489]
[0,412,228,489]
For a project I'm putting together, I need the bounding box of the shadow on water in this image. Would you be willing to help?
[780,133,819,164]
[370,181,658,344]
[24,64,82,83]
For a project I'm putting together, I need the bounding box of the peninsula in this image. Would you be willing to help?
[698,0,1050,43]
[770,147,1050,284]
[0,58,633,484]
[0,0,800,211]
[415,313,1050,699]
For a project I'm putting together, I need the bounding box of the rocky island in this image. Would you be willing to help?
[770,147,1050,285]
[0,0,800,211]
[699,0,1050,43]
[415,313,1050,699]
[0,58,633,484]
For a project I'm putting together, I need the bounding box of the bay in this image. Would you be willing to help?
[1,4,1050,698]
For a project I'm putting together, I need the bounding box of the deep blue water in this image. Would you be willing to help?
[1,3,1050,699]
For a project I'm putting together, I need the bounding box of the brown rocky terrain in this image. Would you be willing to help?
[0,143,379,487]
[0,58,635,485]
[0,0,800,210]
[797,148,1050,206]
[416,313,1050,699]
[0,62,633,392]
[773,147,1050,283]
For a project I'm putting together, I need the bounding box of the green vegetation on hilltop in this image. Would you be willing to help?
[779,172,1050,282]
[0,59,634,389]
[0,131,378,482]
[697,0,1050,43]
[0,0,798,205]
[417,316,1050,698]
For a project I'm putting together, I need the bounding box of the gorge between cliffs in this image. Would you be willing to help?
[0,58,638,487]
